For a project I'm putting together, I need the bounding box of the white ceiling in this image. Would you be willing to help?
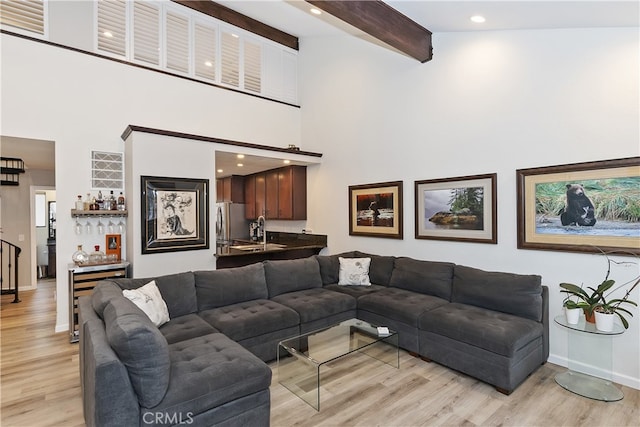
[216,0,640,37]
[4,1,637,176]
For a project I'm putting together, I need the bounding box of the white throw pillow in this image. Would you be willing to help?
[338,257,372,286]
[122,280,170,327]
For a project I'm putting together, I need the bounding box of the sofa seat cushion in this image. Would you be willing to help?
[325,283,387,298]
[419,303,544,357]
[264,258,323,297]
[198,299,299,342]
[103,296,170,408]
[358,288,449,327]
[271,288,357,323]
[147,333,271,417]
[194,263,268,311]
[390,258,455,300]
[159,314,219,345]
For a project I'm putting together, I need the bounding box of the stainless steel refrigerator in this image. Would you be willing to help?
[215,202,250,244]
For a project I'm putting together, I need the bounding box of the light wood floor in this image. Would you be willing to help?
[2,282,639,426]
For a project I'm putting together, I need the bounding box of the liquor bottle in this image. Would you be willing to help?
[97,191,104,210]
[109,191,117,210]
[84,193,92,210]
[75,195,84,211]
[72,245,89,265]
[117,192,126,211]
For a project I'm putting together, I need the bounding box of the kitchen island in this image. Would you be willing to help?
[215,231,327,269]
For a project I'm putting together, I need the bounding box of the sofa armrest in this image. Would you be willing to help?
[78,297,139,427]
[541,285,549,361]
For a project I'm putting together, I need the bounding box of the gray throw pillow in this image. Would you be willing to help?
[103,297,170,408]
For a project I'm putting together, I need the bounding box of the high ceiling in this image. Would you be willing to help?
[216,0,639,38]
[3,1,637,175]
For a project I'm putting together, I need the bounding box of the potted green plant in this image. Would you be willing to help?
[561,294,585,324]
[594,277,639,331]
[560,248,639,329]
[559,280,611,323]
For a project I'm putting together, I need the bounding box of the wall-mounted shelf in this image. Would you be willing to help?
[71,209,128,217]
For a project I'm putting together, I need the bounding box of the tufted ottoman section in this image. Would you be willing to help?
[198,299,299,342]
[419,302,543,357]
[141,333,271,425]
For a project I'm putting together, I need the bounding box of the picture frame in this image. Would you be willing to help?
[516,157,640,255]
[105,234,121,261]
[414,173,497,244]
[349,181,403,239]
[141,176,209,254]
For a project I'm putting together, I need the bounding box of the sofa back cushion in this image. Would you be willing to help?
[111,272,198,318]
[103,296,170,408]
[452,265,543,322]
[264,258,322,297]
[354,251,395,286]
[92,281,126,318]
[315,252,356,285]
[390,257,454,300]
[194,263,268,310]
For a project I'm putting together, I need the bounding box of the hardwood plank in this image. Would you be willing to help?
[2,281,639,426]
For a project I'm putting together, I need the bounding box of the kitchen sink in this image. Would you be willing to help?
[229,243,287,252]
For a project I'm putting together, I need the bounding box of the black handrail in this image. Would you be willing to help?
[1,239,21,303]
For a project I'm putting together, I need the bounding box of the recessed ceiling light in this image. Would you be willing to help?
[217,169,223,173]
[103,31,113,38]
[310,8,322,15]
[204,61,213,67]
[237,163,243,167]
[283,160,291,164]
[470,15,486,24]
[237,154,245,159]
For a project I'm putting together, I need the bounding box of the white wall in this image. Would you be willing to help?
[0,33,301,334]
[299,28,640,388]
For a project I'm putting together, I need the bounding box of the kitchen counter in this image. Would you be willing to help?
[215,232,327,268]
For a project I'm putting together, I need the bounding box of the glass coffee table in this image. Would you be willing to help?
[277,318,399,410]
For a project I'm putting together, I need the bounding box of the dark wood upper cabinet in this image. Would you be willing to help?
[254,173,266,219]
[277,166,306,220]
[216,175,245,203]
[244,174,256,219]
[243,165,306,220]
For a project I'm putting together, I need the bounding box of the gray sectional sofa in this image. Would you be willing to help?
[78,251,548,426]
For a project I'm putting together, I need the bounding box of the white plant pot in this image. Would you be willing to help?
[595,311,615,332]
[564,307,581,324]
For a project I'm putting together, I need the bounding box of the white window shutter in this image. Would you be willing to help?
[244,39,261,93]
[194,21,216,81]
[221,30,239,87]
[96,0,126,57]
[282,50,298,104]
[165,9,189,74]
[0,0,45,35]
[133,1,160,66]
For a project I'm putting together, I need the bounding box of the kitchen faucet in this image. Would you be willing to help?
[257,215,266,247]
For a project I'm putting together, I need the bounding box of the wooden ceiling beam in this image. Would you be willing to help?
[306,0,432,62]
[171,0,299,50]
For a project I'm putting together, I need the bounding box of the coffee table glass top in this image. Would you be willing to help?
[277,318,399,410]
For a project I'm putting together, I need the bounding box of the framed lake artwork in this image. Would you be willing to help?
[516,157,640,255]
[415,173,497,244]
[141,176,209,254]
[349,181,403,239]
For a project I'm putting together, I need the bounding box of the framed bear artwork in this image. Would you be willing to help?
[516,157,640,256]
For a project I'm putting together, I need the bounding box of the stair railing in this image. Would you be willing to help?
[1,239,21,303]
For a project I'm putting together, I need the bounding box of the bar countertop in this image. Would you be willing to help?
[215,232,327,258]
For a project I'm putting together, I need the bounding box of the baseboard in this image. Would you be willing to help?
[55,322,69,334]
[548,353,640,390]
